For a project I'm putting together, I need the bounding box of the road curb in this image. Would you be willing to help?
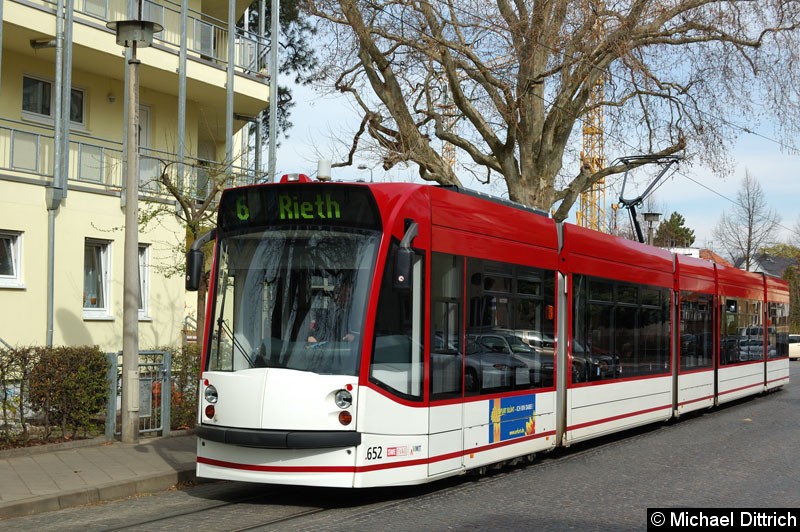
[0,466,197,520]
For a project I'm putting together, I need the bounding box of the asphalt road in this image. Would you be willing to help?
[4,363,799,532]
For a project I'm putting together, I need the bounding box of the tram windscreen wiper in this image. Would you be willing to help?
[214,269,257,368]
[217,318,257,368]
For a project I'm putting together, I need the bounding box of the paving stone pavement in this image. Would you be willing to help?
[0,432,197,519]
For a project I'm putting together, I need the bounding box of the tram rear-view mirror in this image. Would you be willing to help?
[186,249,204,291]
[393,247,414,291]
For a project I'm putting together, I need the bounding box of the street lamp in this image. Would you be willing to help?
[107,15,162,444]
[357,164,374,182]
[643,211,661,246]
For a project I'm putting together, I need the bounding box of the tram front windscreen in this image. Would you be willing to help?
[207,185,383,376]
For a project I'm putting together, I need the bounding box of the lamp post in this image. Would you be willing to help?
[107,16,162,444]
[357,164,374,183]
[268,0,279,179]
[643,211,661,246]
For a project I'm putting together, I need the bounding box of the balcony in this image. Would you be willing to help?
[4,0,270,138]
[12,0,268,77]
[0,118,264,199]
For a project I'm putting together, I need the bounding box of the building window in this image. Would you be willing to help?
[138,244,150,318]
[0,231,23,288]
[22,76,85,124]
[84,239,111,318]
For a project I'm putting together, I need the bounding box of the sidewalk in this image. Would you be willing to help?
[0,432,197,519]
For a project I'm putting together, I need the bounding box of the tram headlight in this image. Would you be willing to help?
[204,384,218,404]
[334,389,352,409]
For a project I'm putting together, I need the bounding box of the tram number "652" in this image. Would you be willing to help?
[365,446,383,460]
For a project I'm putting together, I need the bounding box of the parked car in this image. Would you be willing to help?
[467,332,554,387]
[737,326,775,339]
[720,336,741,364]
[737,338,764,361]
[464,334,533,392]
[571,341,622,382]
[680,332,714,358]
[789,335,800,361]
[502,329,556,354]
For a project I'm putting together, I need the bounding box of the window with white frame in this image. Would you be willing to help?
[0,231,23,288]
[138,244,150,318]
[22,76,85,125]
[83,239,111,318]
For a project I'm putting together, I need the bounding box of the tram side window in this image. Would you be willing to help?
[573,275,669,382]
[720,297,763,365]
[768,302,789,358]
[614,305,635,375]
[573,277,618,382]
[431,253,463,401]
[680,292,714,370]
[468,262,512,331]
[369,243,424,401]
[464,258,555,395]
[637,302,670,375]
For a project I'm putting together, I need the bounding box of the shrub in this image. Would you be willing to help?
[1,342,199,449]
[0,345,38,447]
[168,344,200,430]
[28,346,109,440]
[145,345,199,431]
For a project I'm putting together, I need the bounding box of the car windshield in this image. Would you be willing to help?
[505,334,535,352]
[207,227,380,375]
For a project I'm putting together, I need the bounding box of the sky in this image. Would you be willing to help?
[273,83,800,253]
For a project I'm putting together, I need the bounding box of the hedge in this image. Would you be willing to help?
[1,344,200,449]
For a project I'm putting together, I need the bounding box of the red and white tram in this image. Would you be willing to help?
[186,175,790,488]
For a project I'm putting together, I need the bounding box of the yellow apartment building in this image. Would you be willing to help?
[0,0,270,351]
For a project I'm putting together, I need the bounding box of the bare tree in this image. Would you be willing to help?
[794,220,800,246]
[138,160,241,348]
[304,0,800,219]
[713,171,780,270]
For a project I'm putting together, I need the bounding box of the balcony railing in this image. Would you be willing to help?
[20,0,268,77]
[0,119,265,198]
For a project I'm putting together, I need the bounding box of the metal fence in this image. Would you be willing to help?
[0,118,263,196]
[105,350,172,438]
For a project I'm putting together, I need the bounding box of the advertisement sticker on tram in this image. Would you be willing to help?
[489,394,536,443]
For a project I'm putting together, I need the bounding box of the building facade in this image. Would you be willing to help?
[1,0,269,351]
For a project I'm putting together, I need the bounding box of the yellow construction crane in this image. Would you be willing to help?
[576,0,607,232]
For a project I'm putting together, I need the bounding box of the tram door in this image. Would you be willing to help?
[428,253,465,476]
